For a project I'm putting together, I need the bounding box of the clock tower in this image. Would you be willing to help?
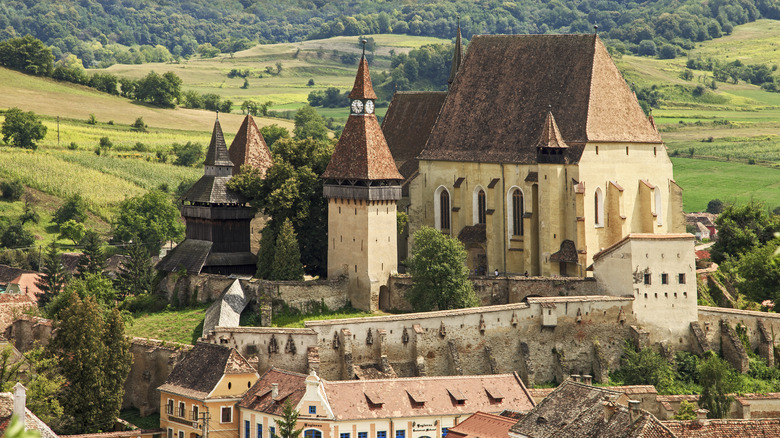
[321,44,403,311]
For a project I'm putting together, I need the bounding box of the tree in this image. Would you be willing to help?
[112,190,184,254]
[270,219,304,281]
[707,199,725,214]
[698,353,739,418]
[1,180,25,201]
[638,39,658,56]
[36,242,67,308]
[674,400,698,420]
[53,194,88,226]
[78,230,105,276]
[59,219,86,245]
[0,35,54,76]
[134,71,182,108]
[47,273,117,319]
[275,398,301,438]
[1,108,47,150]
[21,344,66,428]
[293,105,329,140]
[260,124,290,148]
[0,345,23,391]
[131,117,147,132]
[405,226,479,311]
[99,136,112,151]
[227,138,333,276]
[116,242,156,298]
[256,226,276,279]
[614,341,675,392]
[710,202,780,263]
[172,141,204,166]
[20,196,40,225]
[47,294,129,434]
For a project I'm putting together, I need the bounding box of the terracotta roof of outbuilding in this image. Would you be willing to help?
[158,342,255,400]
[348,56,377,100]
[0,265,35,285]
[181,176,243,204]
[446,411,517,438]
[238,368,307,416]
[592,233,695,262]
[663,418,780,437]
[204,119,234,167]
[155,239,213,274]
[228,115,273,176]
[420,34,661,164]
[535,111,569,149]
[550,240,579,263]
[382,91,447,180]
[0,391,58,438]
[321,111,402,181]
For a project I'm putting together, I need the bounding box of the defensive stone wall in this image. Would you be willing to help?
[122,338,191,416]
[3,316,52,352]
[697,306,778,367]
[201,327,317,375]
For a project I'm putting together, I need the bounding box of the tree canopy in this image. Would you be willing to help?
[1,108,47,150]
[53,194,88,226]
[112,190,184,254]
[269,218,304,281]
[710,202,780,264]
[405,226,479,311]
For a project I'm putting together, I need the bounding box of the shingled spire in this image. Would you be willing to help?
[228,114,273,177]
[535,109,569,149]
[204,116,234,175]
[448,16,463,87]
[322,53,401,182]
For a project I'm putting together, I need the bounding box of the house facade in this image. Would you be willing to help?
[238,368,535,438]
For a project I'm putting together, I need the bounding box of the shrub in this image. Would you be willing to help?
[131,117,147,132]
[99,136,112,150]
[53,194,88,225]
[87,114,97,125]
[67,142,78,150]
[1,180,24,201]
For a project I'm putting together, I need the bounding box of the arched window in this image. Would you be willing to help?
[655,186,663,226]
[512,188,524,236]
[477,189,486,224]
[594,187,604,227]
[304,430,322,438]
[434,186,451,232]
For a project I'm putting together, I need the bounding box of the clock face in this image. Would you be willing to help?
[365,100,375,114]
[350,100,364,114]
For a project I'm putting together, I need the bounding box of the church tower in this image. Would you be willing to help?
[321,44,403,311]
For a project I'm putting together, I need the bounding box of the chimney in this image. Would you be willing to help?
[602,401,617,421]
[583,374,592,385]
[570,374,581,382]
[696,408,709,426]
[13,382,26,423]
[271,383,279,400]
[628,400,640,423]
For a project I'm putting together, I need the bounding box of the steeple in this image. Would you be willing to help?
[535,109,569,150]
[348,43,378,101]
[448,16,463,87]
[228,114,273,177]
[204,116,234,177]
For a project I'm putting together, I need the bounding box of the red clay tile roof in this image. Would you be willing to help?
[420,34,661,165]
[204,119,234,167]
[348,56,377,100]
[448,21,463,86]
[592,233,695,262]
[158,342,255,400]
[382,91,447,180]
[663,418,780,437]
[8,273,42,301]
[535,111,569,149]
[549,240,578,263]
[238,368,307,417]
[446,411,517,438]
[0,391,58,438]
[228,115,273,176]
[321,113,402,181]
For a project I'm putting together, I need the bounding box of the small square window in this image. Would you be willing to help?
[309,405,316,415]
[643,273,651,285]
[661,273,668,284]
[221,406,232,423]
[442,428,449,437]
[359,433,368,438]
[679,273,686,284]
[340,434,350,438]
[377,432,387,438]
[396,431,406,438]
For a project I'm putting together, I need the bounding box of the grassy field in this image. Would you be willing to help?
[126,304,210,345]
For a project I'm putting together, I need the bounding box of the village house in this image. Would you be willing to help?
[0,383,58,437]
[158,342,258,438]
[383,33,686,278]
[445,411,517,438]
[237,368,535,438]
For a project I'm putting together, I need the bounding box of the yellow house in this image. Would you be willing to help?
[158,342,259,438]
[238,368,535,438]
[384,34,685,278]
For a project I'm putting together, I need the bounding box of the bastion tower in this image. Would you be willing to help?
[321,46,403,311]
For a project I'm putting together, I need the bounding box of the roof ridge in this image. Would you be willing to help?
[323,372,520,385]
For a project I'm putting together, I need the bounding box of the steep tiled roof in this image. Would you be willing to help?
[592,233,694,262]
[321,110,402,181]
[382,91,447,180]
[204,119,234,167]
[549,240,578,263]
[158,342,255,400]
[419,34,661,164]
[181,176,243,204]
[535,111,569,149]
[321,372,534,421]
[446,411,517,438]
[448,20,463,86]
[228,115,273,176]
[0,391,58,438]
[511,380,674,438]
[0,265,35,285]
[663,419,780,437]
[348,56,377,100]
[155,239,212,274]
[238,368,307,416]
[7,273,42,301]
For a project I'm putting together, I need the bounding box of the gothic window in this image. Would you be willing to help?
[512,189,524,236]
[477,189,486,225]
[594,187,604,227]
[434,186,451,232]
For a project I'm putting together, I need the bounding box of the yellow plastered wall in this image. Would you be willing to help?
[212,373,260,398]
[160,391,242,438]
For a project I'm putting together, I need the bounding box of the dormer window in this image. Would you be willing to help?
[447,388,467,405]
[407,389,427,407]
[485,387,504,403]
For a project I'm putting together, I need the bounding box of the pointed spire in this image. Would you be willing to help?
[229,114,273,176]
[535,109,569,149]
[448,16,463,87]
[348,54,377,100]
[204,118,234,168]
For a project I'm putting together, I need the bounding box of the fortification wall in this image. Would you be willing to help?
[3,316,52,352]
[122,338,191,416]
[698,306,780,353]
